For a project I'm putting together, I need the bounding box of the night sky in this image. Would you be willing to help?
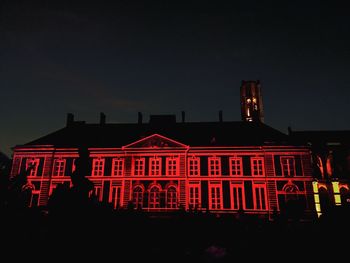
[1,0,349,157]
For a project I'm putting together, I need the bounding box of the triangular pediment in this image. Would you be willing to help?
[123,134,188,149]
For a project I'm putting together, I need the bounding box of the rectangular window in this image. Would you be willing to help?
[149,157,162,176]
[134,158,145,176]
[166,157,179,176]
[112,158,124,176]
[208,157,221,176]
[30,191,40,207]
[92,158,105,176]
[229,157,243,176]
[189,184,201,209]
[281,157,295,177]
[251,157,264,176]
[188,157,200,176]
[26,158,40,177]
[209,183,222,209]
[231,183,245,210]
[53,159,66,176]
[93,186,103,202]
[253,183,267,210]
[109,186,122,209]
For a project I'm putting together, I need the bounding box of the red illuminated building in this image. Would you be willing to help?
[12,81,348,220]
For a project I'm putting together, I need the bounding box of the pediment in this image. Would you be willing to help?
[123,134,188,149]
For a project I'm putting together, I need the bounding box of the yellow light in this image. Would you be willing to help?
[314,195,320,203]
[334,194,341,205]
[332,181,340,193]
[315,202,322,217]
[252,97,257,103]
[312,181,318,193]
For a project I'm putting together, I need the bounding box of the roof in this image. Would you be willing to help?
[290,130,350,145]
[19,120,293,148]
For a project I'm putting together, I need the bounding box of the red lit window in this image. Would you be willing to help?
[26,158,40,177]
[133,158,145,176]
[109,186,122,209]
[53,159,66,176]
[188,156,200,176]
[253,183,267,210]
[10,157,21,177]
[133,186,144,209]
[112,158,124,176]
[251,157,264,176]
[229,157,243,176]
[209,183,222,209]
[30,190,40,207]
[231,183,245,210]
[281,157,295,177]
[92,158,105,176]
[166,157,179,176]
[208,157,221,176]
[93,186,103,201]
[149,157,162,176]
[167,186,178,208]
[189,184,201,209]
[149,185,161,208]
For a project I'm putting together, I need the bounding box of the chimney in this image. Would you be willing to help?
[138,112,143,124]
[100,112,106,125]
[181,111,185,123]
[66,113,74,127]
[219,110,223,122]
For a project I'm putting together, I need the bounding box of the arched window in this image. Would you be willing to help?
[282,182,299,202]
[167,186,177,209]
[133,186,144,209]
[149,185,161,208]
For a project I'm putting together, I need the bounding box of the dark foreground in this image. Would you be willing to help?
[2,206,350,262]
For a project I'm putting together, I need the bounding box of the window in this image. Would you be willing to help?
[53,159,66,176]
[282,182,299,203]
[149,157,161,176]
[251,157,264,176]
[281,157,295,177]
[167,186,178,208]
[26,158,40,177]
[93,186,103,202]
[208,157,221,176]
[188,157,200,176]
[166,157,179,176]
[209,183,222,209]
[112,158,124,176]
[133,186,144,209]
[253,183,267,210]
[134,158,145,176]
[92,158,105,176]
[231,183,245,210]
[149,185,161,208]
[189,184,201,209]
[109,186,122,209]
[229,157,243,176]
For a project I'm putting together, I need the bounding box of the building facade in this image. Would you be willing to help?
[289,129,350,217]
[10,113,316,220]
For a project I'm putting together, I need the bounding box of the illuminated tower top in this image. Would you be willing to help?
[240,80,264,122]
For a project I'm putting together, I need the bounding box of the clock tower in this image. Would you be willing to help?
[240,80,264,122]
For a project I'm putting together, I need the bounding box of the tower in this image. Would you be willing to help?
[240,80,264,122]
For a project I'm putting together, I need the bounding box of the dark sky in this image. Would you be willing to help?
[1,0,349,156]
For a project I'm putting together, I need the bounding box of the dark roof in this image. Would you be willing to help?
[290,130,350,145]
[21,121,292,148]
